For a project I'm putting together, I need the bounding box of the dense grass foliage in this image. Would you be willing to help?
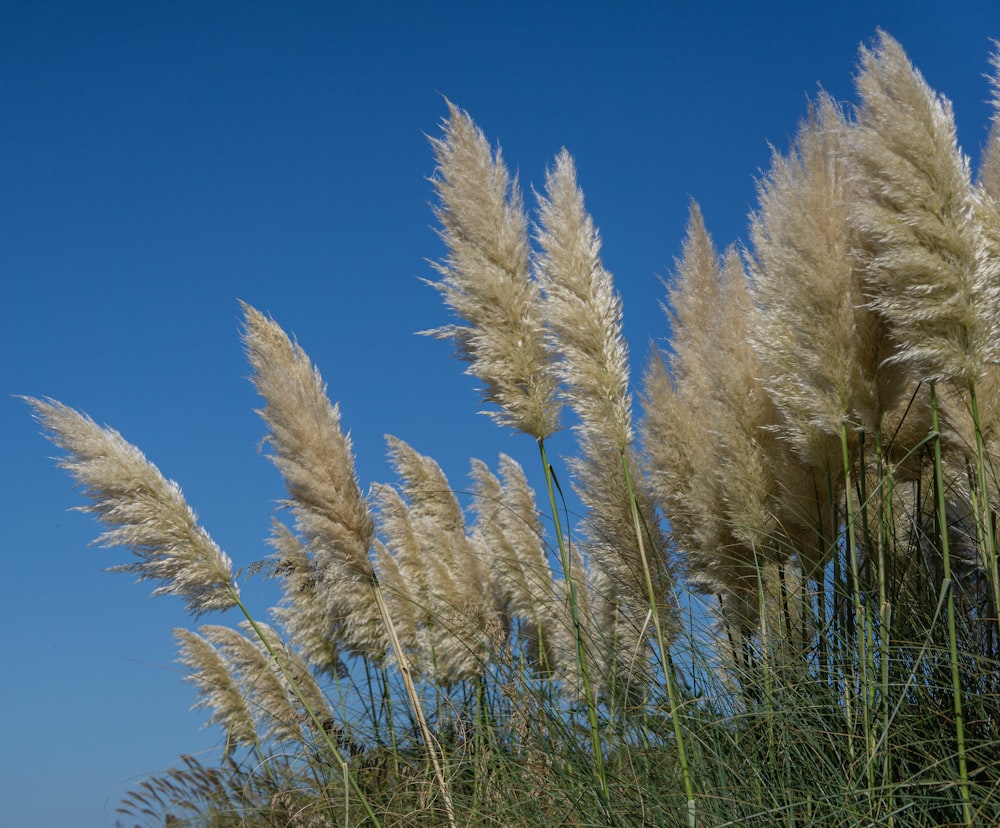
[29,31,1000,826]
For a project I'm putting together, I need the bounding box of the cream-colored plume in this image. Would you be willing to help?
[26,397,238,616]
[979,44,1000,198]
[269,521,353,677]
[381,436,498,684]
[242,304,387,666]
[175,627,258,757]
[536,148,670,636]
[643,210,733,592]
[201,624,303,745]
[242,303,374,580]
[642,208,783,630]
[426,101,560,439]
[848,31,1000,387]
[751,93,890,453]
[536,149,632,452]
[470,454,555,668]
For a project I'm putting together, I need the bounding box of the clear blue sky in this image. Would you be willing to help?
[3,2,998,824]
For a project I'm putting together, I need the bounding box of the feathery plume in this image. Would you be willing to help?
[848,30,1000,386]
[751,93,894,451]
[175,627,258,757]
[371,539,419,654]
[385,436,492,607]
[242,302,375,580]
[385,434,466,535]
[245,620,333,731]
[25,397,238,615]
[495,453,552,586]
[374,484,456,675]
[470,455,555,667]
[706,248,780,554]
[374,485,429,603]
[642,209,733,585]
[269,521,350,678]
[242,304,389,665]
[978,43,1000,198]
[745,92,915,583]
[536,149,632,451]
[383,436,498,683]
[425,101,560,439]
[643,209,785,627]
[202,624,303,745]
[536,149,670,628]
[642,352,723,572]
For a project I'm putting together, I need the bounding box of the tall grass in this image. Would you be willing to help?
[27,30,1000,826]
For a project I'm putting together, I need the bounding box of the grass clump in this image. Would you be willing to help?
[26,30,1000,827]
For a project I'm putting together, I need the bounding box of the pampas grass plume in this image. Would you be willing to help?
[849,31,999,386]
[26,397,238,615]
[242,302,375,581]
[175,627,259,756]
[536,149,632,451]
[425,101,560,440]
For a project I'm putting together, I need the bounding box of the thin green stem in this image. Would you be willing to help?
[874,427,894,827]
[227,586,382,828]
[621,451,696,827]
[929,380,972,825]
[969,386,1000,648]
[841,421,874,796]
[537,437,611,813]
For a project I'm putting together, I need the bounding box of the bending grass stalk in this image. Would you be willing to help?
[968,387,1000,647]
[620,452,696,828]
[872,428,895,827]
[225,586,382,828]
[840,420,875,798]
[854,429,883,805]
[369,578,458,828]
[929,381,973,826]
[536,438,611,812]
[752,546,779,795]
[379,665,402,781]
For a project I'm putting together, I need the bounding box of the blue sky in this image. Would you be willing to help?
[3,2,999,824]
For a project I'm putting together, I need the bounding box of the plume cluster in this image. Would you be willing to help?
[643,30,1000,646]
[427,104,676,692]
[28,32,1000,824]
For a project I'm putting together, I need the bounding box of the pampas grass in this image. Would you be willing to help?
[425,101,560,441]
[25,397,239,616]
[849,31,999,388]
[30,31,1000,828]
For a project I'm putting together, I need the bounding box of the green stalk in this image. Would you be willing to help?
[969,387,1000,647]
[369,579,458,828]
[537,437,611,812]
[227,586,382,828]
[621,452,696,827]
[841,421,874,797]
[874,427,894,827]
[833,539,855,763]
[380,666,401,781]
[929,381,972,825]
[755,551,778,808]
